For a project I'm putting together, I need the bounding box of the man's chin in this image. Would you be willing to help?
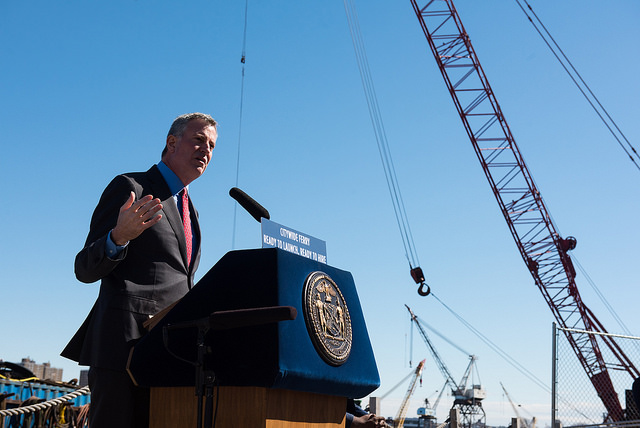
[193,166,207,180]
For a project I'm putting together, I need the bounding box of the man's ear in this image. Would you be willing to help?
[166,135,177,153]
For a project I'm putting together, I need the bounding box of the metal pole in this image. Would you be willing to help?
[552,322,558,428]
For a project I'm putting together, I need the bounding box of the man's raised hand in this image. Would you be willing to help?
[111,192,163,245]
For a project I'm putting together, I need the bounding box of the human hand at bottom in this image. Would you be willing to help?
[352,413,387,427]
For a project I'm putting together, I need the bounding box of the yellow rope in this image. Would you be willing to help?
[0,373,40,382]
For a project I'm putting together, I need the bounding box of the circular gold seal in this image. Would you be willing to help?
[302,271,352,366]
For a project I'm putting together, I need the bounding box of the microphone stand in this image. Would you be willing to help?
[163,306,297,428]
[164,316,216,428]
[195,324,216,428]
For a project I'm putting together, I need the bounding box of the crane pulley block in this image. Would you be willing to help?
[560,236,577,252]
[410,266,425,284]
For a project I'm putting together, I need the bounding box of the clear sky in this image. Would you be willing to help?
[1,1,639,426]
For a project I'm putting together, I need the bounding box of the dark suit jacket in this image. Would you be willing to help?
[62,165,201,371]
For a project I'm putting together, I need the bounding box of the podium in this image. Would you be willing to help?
[127,248,380,427]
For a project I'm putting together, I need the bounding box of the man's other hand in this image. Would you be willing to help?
[352,413,387,427]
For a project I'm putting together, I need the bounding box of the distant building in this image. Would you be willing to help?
[19,357,63,382]
[79,369,89,387]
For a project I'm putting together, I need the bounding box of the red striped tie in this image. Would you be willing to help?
[181,188,192,267]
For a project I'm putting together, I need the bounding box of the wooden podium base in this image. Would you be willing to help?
[149,386,346,428]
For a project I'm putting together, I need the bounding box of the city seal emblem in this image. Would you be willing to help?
[302,271,352,366]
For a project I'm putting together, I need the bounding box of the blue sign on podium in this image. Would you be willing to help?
[261,218,327,264]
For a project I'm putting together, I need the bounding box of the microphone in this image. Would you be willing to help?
[229,187,270,222]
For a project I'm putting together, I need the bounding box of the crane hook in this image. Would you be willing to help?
[417,282,431,297]
[410,266,431,296]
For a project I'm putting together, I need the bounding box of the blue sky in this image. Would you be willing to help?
[2,1,639,426]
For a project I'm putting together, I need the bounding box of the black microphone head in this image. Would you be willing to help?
[229,187,270,222]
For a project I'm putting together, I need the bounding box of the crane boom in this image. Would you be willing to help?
[501,382,529,428]
[408,0,639,420]
[406,305,458,390]
[395,359,426,428]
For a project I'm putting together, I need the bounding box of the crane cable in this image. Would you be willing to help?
[514,0,640,172]
[379,367,418,399]
[343,0,429,296]
[231,0,250,249]
[412,311,470,357]
[573,257,637,345]
[429,292,550,393]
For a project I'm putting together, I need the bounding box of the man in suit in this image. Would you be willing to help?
[62,112,218,428]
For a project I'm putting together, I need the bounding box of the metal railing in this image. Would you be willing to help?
[553,323,640,427]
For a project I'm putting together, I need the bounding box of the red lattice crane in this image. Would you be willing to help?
[408,0,638,421]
